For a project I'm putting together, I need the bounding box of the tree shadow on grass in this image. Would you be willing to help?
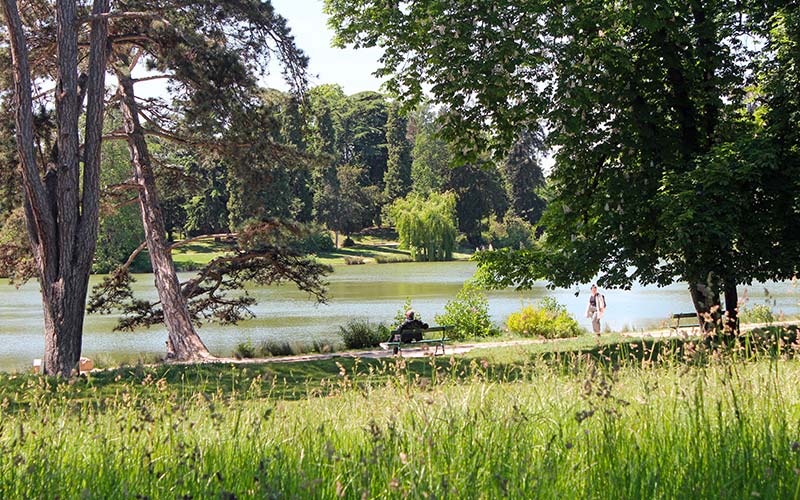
[317,244,411,260]
[176,242,227,254]
[1,326,796,414]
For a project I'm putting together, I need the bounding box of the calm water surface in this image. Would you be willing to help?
[1,261,798,372]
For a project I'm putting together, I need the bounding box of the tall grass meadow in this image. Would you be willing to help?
[1,331,799,498]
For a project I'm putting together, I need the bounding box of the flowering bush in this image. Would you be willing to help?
[435,283,498,340]
[506,297,584,339]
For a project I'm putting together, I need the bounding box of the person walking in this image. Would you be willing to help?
[585,284,606,334]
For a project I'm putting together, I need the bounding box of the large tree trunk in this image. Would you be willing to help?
[688,277,721,333]
[114,64,211,361]
[3,0,109,377]
[722,279,739,334]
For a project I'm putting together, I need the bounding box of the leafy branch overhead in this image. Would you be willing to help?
[88,220,331,331]
[326,0,800,332]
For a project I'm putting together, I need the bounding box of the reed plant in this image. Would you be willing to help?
[1,333,799,498]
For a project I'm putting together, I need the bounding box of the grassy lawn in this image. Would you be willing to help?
[2,327,800,498]
[168,233,474,269]
[171,239,234,270]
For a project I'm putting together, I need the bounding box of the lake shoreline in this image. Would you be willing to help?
[2,260,798,372]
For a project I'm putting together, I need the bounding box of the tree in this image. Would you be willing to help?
[386,192,457,262]
[226,90,316,228]
[278,93,314,222]
[446,161,508,246]
[0,103,21,219]
[1,0,109,376]
[315,163,379,245]
[502,128,547,225]
[306,84,346,158]
[305,85,393,231]
[383,101,412,202]
[326,0,800,332]
[409,104,451,195]
[408,104,509,245]
[183,162,229,237]
[113,48,213,360]
[340,91,388,188]
[96,0,316,360]
[93,113,148,274]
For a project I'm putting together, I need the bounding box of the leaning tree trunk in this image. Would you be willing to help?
[115,65,211,361]
[3,0,109,376]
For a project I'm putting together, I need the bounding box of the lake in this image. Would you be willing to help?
[1,261,798,372]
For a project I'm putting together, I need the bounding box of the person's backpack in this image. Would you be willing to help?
[601,294,607,307]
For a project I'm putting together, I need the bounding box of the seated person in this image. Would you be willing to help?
[392,309,428,343]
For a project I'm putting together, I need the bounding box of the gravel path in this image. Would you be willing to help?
[170,321,794,366]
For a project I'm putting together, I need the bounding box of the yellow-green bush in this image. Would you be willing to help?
[506,297,584,338]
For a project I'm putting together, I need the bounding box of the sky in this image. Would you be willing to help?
[265,0,386,94]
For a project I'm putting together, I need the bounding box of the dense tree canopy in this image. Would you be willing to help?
[326,0,800,329]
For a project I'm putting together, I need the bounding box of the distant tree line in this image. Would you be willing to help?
[144,86,548,254]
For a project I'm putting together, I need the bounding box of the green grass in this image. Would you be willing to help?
[313,243,473,266]
[166,235,473,269]
[171,240,233,270]
[2,328,800,498]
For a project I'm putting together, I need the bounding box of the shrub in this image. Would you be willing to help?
[484,213,535,249]
[310,340,335,354]
[435,283,498,341]
[256,340,337,357]
[233,340,257,359]
[506,297,584,339]
[344,256,366,265]
[339,319,388,349]
[258,340,296,357]
[295,224,335,253]
[740,303,775,325]
[374,255,413,264]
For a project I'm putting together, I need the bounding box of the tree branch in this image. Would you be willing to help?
[133,74,172,84]
[2,0,56,262]
[80,11,163,23]
[102,132,130,141]
[77,0,111,271]
[141,125,250,151]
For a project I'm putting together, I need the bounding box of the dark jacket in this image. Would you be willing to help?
[393,318,428,342]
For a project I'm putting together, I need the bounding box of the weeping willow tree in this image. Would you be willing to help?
[387,192,457,262]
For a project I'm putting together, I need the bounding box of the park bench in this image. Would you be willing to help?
[670,311,739,332]
[671,312,699,331]
[383,326,452,356]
